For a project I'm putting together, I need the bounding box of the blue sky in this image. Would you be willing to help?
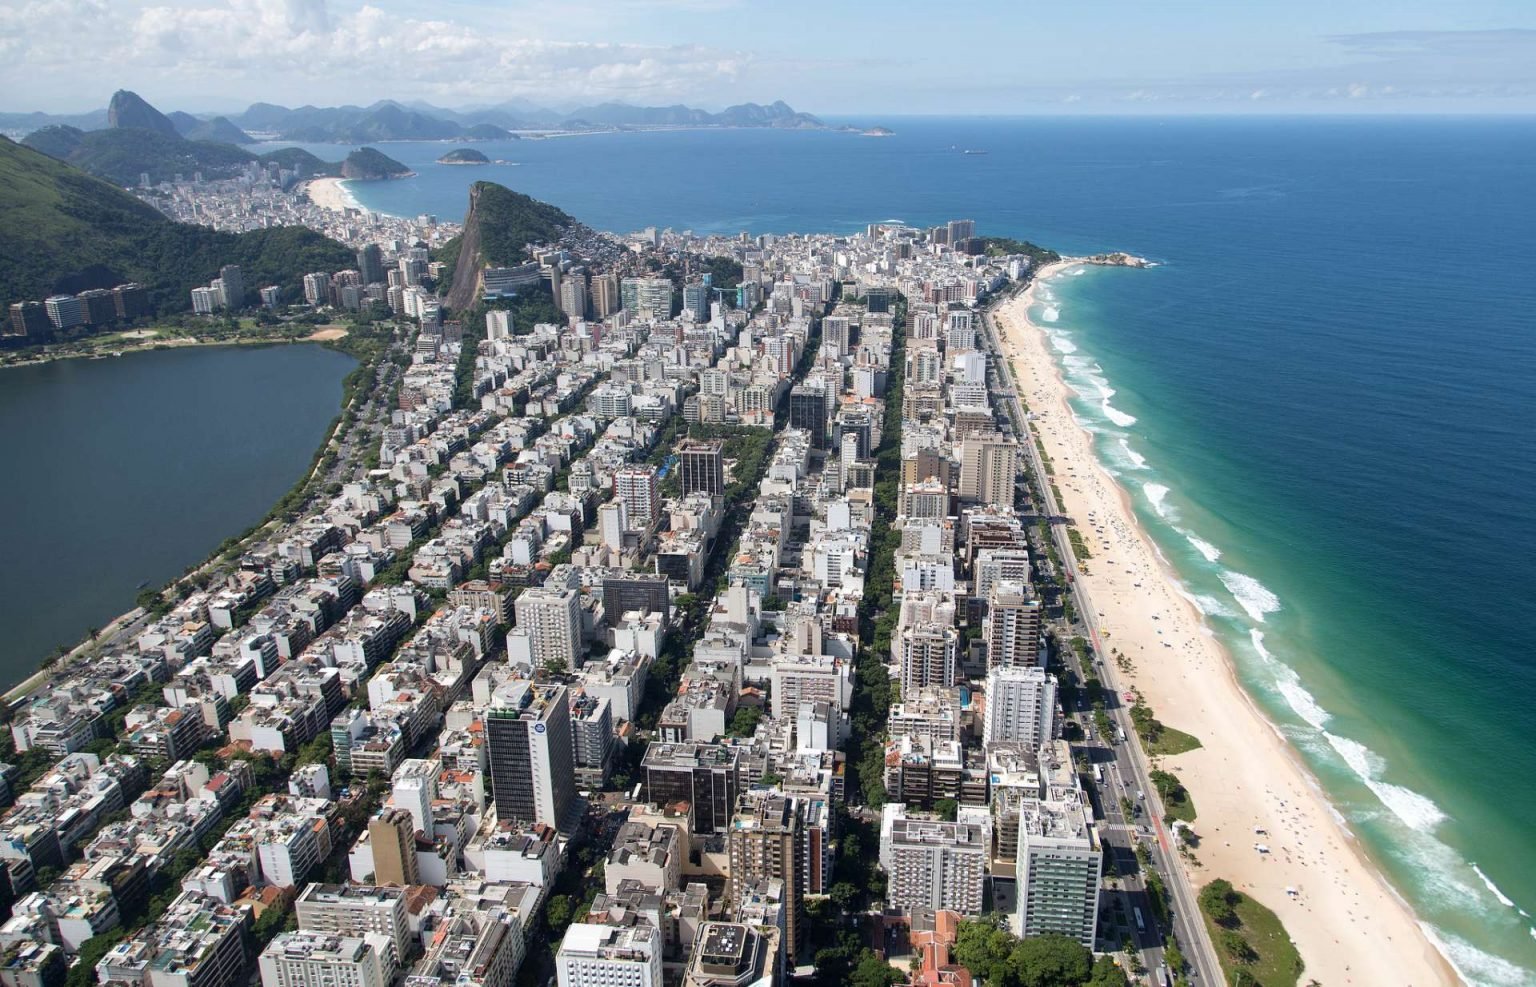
[2,0,1534,115]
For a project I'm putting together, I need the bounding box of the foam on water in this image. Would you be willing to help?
[1116,438,1147,469]
[1101,402,1137,427]
[1421,925,1536,987]
[1219,569,1282,622]
[1474,864,1519,909]
[1143,482,1172,518]
[1048,333,1077,355]
[1188,592,1236,618]
[1062,360,1136,426]
[1070,268,1085,276]
[1326,732,1448,833]
[1185,532,1222,562]
[1251,630,1335,729]
[1041,305,1060,323]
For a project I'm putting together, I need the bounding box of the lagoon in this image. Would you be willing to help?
[0,343,355,687]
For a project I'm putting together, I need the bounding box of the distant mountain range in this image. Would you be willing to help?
[19,91,413,186]
[6,86,836,192]
[0,136,353,315]
[3,93,829,145]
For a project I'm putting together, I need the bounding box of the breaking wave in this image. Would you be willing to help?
[1219,569,1281,622]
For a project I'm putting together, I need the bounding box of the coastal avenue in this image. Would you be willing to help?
[982,284,1223,985]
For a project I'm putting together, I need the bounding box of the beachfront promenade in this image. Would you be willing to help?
[989,262,1456,985]
[981,285,1223,984]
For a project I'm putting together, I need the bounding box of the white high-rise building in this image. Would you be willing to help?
[879,806,987,916]
[390,758,439,836]
[769,654,853,721]
[487,309,512,339]
[620,277,673,323]
[599,500,628,550]
[975,548,1032,602]
[258,932,395,987]
[614,465,660,529]
[1018,797,1101,947]
[898,622,959,694]
[893,592,960,694]
[303,272,331,306]
[294,884,411,963]
[983,666,1057,749]
[190,286,220,315]
[513,586,583,670]
[556,924,662,987]
[985,580,1043,670]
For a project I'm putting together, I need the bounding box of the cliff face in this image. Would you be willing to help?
[107,90,182,139]
[443,181,576,312]
[444,184,487,312]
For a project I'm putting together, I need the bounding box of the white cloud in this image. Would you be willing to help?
[0,0,759,110]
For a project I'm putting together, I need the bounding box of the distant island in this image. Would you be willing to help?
[437,148,489,165]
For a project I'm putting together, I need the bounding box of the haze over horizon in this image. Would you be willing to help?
[3,0,1535,117]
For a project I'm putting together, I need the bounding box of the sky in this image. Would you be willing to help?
[2,0,1535,116]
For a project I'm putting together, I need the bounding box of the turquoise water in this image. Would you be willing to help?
[0,344,356,684]
[287,118,1536,980]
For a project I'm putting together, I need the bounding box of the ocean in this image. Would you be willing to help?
[280,117,1536,981]
[0,344,356,686]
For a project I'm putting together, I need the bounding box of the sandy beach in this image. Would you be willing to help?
[303,176,358,213]
[994,262,1456,985]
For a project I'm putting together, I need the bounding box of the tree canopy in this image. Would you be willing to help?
[953,920,1126,987]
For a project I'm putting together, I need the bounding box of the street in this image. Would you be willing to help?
[982,295,1221,985]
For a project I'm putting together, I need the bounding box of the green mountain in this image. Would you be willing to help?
[258,147,341,178]
[340,147,412,180]
[442,181,575,311]
[22,128,344,185]
[234,101,513,142]
[107,89,181,139]
[183,116,256,145]
[0,137,353,315]
[463,124,515,141]
[21,125,85,160]
[437,148,489,164]
[23,125,258,184]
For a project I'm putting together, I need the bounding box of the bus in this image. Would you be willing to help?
[1133,907,1146,933]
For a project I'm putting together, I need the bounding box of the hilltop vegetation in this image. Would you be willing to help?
[0,137,352,313]
[982,236,1062,268]
[257,147,341,178]
[441,181,576,310]
[437,147,490,164]
[473,182,574,265]
[23,125,259,185]
[339,147,412,180]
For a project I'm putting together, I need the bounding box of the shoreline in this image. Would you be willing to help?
[302,175,362,213]
[0,332,347,372]
[995,262,1457,985]
[3,332,365,703]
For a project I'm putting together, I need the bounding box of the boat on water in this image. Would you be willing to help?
[962,149,988,155]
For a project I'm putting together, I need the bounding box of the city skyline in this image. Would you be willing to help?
[2,0,1535,115]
